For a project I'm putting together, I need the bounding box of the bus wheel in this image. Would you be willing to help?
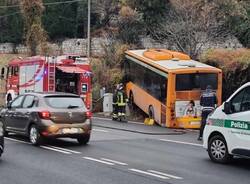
[148,106,154,119]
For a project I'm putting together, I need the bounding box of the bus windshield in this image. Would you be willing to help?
[176,73,218,91]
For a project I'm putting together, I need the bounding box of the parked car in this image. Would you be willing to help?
[203,82,250,163]
[0,92,92,146]
[0,120,4,157]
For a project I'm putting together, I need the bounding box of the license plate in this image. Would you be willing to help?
[62,128,81,134]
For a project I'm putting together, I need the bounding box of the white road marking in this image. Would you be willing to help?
[129,169,169,179]
[83,157,115,165]
[148,170,183,180]
[5,137,31,144]
[48,146,82,154]
[101,158,128,165]
[159,139,202,147]
[40,146,72,154]
[93,128,109,133]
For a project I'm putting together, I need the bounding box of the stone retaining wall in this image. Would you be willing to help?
[0,36,242,56]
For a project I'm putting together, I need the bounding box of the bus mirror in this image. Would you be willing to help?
[224,102,231,114]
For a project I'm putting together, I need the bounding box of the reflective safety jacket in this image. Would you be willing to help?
[117,91,126,106]
[200,90,217,112]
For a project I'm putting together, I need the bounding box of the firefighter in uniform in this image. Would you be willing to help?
[117,83,127,118]
[112,84,119,119]
[198,85,218,141]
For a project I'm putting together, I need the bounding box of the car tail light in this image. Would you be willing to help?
[86,111,92,119]
[41,131,49,136]
[38,111,51,119]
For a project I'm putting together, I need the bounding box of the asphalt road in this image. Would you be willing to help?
[0,117,250,184]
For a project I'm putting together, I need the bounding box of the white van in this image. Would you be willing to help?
[203,82,250,163]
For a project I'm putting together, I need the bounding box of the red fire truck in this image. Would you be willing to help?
[5,55,92,109]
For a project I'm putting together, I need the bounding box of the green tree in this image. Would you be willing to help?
[20,0,48,56]
[125,0,169,27]
[0,0,24,43]
[76,0,88,38]
[43,0,79,40]
[115,5,143,45]
[227,1,250,48]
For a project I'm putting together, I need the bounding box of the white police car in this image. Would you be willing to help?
[203,82,250,163]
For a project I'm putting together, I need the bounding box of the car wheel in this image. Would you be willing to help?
[29,125,42,146]
[208,135,232,163]
[77,134,90,145]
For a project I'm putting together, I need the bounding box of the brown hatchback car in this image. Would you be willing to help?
[0,92,92,145]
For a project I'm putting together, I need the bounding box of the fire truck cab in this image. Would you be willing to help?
[6,55,92,109]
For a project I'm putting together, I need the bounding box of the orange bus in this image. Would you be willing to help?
[124,49,222,128]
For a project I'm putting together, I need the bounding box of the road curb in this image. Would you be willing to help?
[93,116,144,125]
[93,117,186,135]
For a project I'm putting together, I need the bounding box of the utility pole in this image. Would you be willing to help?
[87,0,91,58]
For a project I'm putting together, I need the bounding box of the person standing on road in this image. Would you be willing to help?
[198,85,217,141]
[112,84,119,119]
[117,83,127,117]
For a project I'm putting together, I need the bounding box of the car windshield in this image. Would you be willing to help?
[44,96,86,109]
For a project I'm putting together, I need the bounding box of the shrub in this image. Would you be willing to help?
[200,48,250,101]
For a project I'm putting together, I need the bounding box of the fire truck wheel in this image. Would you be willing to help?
[29,125,42,146]
[77,134,90,145]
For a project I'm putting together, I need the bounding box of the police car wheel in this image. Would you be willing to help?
[208,135,232,164]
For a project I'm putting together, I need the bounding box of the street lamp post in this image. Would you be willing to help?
[87,0,91,58]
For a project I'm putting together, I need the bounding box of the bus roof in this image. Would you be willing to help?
[125,49,221,73]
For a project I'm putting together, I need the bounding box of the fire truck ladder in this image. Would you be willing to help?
[48,57,56,92]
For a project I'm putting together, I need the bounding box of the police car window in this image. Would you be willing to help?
[23,95,35,108]
[231,89,245,113]
[11,96,24,108]
[241,87,250,112]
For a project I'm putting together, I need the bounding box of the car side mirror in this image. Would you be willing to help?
[224,102,231,114]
